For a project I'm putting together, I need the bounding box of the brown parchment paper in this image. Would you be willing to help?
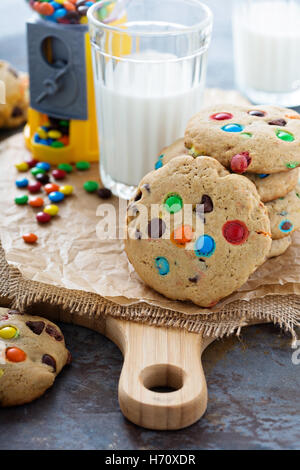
[0,89,299,336]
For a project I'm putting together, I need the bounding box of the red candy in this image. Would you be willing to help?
[230,152,251,174]
[222,220,249,245]
[210,112,233,121]
[25,157,39,168]
[28,182,42,194]
[52,169,66,180]
[36,212,51,224]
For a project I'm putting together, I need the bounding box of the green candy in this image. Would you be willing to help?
[58,120,69,127]
[83,181,99,193]
[276,130,295,142]
[286,162,299,169]
[51,141,64,148]
[15,194,28,205]
[58,163,73,173]
[164,194,183,214]
[76,161,90,171]
[241,132,252,138]
[296,193,300,199]
[31,167,46,176]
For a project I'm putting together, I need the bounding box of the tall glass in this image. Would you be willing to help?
[88,0,213,199]
[233,0,300,107]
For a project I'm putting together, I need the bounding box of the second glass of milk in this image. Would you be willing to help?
[233,0,300,107]
[88,0,213,199]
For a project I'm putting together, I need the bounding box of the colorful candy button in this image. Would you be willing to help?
[44,204,59,216]
[25,157,38,168]
[60,185,73,196]
[15,162,29,172]
[22,233,38,244]
[35,173,50,185]
[194,235,216,257]
[0,326,18,339]
[58,163,73,173]
[51,141,64,148]
[258,174,269,179]
[36,212,51,224]
[248,110,266,117]
[148,218,166,239]
[155,257,170,276]
[44,183,60,194]
[48,130,62,139]
[52,169,66,180]
[210,112,233,121]
[171,225,193,247]
[221,123,244,133]
[230,152,251,174]
[37,127,48,140]
[286,162,299,169]
[15,195,28,205]
[155,159,163,170]
[16,177,29,188]
[276,130,295,142]
[29,197,44,207]
[279,220,293,233]
[28,182,42,194]
[76,161,90,171]
[83,181,99,193]
[97,188,112,199]
[6,347,26,362]
[241,132,252,139]
[222,220,249,245]
[36,162,51,172]
[269,119,287,126]
[48,191,65,203]
[31,167,46,176]
[164,194,183,214]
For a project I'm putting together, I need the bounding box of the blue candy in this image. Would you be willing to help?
[34,134,41,143]
[49,191,65,203]
[258,174,269,179]
[16,178,29,188]
[279,220,293,233]
[155,160,163,170]
[86,1,94,5]
[155,257,170,276]
[36,162,51,172]
[53,8,67,20]
[39,139,50,146]
[49,1,61,10]
[221,123,244,133]
[194,235,216,258]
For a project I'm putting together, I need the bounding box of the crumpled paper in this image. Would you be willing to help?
[0,89,300,316]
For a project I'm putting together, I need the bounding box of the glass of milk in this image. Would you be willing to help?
[233,0,300,107]
[88,0,213,199]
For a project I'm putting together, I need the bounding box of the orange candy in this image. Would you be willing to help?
[39,3,55,15]
[171,225,193,247]
[286,114,300,120]
[29,197,44,208]
[64,1,76,11]
[44,183,60,195]
[6,347,27,363]
[22,233,38,244]
[58,136,69,146]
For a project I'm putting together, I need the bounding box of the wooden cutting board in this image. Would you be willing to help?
[81,314,258,431]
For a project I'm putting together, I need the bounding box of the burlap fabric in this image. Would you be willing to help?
[1,241,299,340]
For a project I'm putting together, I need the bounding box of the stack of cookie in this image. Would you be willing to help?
[158,104,300,259]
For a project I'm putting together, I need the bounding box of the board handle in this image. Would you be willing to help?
[106,317,212,430]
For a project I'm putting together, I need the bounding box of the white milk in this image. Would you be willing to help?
[233,0,300,94]
[95,51,205,190]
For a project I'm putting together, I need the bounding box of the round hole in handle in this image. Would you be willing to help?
[140,364,185,394]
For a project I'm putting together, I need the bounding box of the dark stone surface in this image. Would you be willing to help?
[1,0,300,450]
[1,323,299,450]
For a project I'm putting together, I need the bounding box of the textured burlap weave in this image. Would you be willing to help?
[1,241,299,340]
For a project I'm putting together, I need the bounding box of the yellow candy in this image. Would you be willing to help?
[48,130,62,139]
[37,127,48,140]
[0,370,4,378]
[15,162,29,172]
[0,326,18,339]
[80,16,88,24]
[60,185,73,196]
[44,204,59,216]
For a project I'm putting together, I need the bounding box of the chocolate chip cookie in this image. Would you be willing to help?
[125,156,271,308]
[158,138,298,203]
[184,104,300,174]
[0,309,71,407]
[268,236,292,259]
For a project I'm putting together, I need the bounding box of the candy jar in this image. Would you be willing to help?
[24,1,116,164]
